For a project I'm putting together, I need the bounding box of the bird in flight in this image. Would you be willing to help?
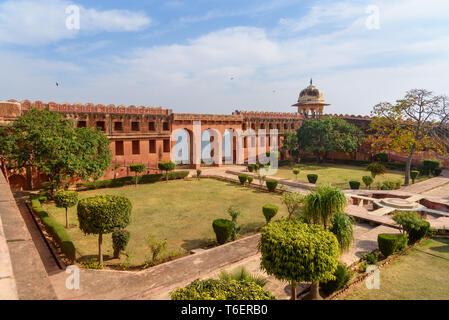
[56,82,59,87]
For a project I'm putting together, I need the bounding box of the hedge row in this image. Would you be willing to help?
[30,194,76,262]
[77,171,189,190]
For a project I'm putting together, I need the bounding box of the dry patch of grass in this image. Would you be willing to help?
[341,238,449,300]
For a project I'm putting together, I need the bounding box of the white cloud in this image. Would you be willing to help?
[0,0,151,45]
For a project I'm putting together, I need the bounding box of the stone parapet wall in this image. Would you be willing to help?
[0,170,18,299]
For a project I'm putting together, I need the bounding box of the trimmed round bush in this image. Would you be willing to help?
[367,162,387,178]
[307,174,318,184]
[77,195,132,264]
[130,163,146,186]
[373,152,388,162]
[362,176,374,189]
[320,263,353,296]
[212,219,235,244]
[238,174,248,185]
[262,204,278,223]
[247,176,254,184]
[434,168,442,177]
[349,180,360,190]
[265,179,278,192]
[410,170,419,184]
[158,161,176,181]
[171,279,276,300]
[54,190,79,228]
[423,159,441,176]
[292,168,300,179]
[247,164,255,172]
[377,233,407,257]
[382,180,401,190]
[112,229,130,259]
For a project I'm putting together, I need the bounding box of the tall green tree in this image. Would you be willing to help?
[297,117,362,163]
[281,130,299,160]
[367,89,448,185]
[1,107,111,192]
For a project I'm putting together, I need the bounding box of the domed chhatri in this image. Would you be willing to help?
[292,79,330,118]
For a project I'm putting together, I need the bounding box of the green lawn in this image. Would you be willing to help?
[342,239,449,300]
[273,164,425,189]
[44,179,287,266]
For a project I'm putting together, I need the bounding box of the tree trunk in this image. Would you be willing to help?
[135,173,138,187]
[26,166,33,190]
[404,144,416,186]
[290,281,297,300]
[65,208,69,228]
[166,172,168,182]
[303,282,322,300]
[98,233,103,265]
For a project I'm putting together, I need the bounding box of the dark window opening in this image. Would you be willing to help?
[132,140,140,154]
[77,121,87,128]
[163,139,170,152]
[149,140,156,153]
[149,122,156,131]
[163,122,170,131]
[96,121,105,131]
[115,141,124,156]
[114,122,123,131]
[131,122,140,131]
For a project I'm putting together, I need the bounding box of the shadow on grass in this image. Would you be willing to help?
[77,254,113,263]
[180,238,216,251]
[239,221,265,234]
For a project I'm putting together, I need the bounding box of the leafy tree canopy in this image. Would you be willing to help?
[297,117,362,163]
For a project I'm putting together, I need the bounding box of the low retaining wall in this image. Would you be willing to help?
[0,171,19,299]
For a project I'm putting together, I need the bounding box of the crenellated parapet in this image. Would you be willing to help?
[233,110,304,120]
[14,99,172,115]
[174,113,243,122]
[325,113,371,120]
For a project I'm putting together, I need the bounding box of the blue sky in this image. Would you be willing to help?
[1,0,448,115]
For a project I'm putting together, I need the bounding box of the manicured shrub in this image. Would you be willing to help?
[423,159,441,176]
[139,173,163,184]
[112,229,130,259]
[196,169,202,179]
[158,161,176,182]
[54,190,79,228]
[292,168,300,180]
[410,170,420,184]
[381,180,401,190]
[259,220,339,300]
[130,163,146,186]
[434,168,442,177]
[320,263,353,296]
[238,174,248,185]
[212,219,235,244]
[392,211,431,244]
[247,164,255,172]
[247,176,254,184]
[265,179,278,192]
[145,233,168,266]
[361,252,378,265]
[307,174,318,184]
[77,195,132,265]
[377,233,407,257]
[30,195,76,262]
[227,206,242,241]
[349,180,360,190]
[362,176,374,189]
[167,171,189,180]
[262,204,278,223]
[171,279,276,300]
[373,152,388,162]
[367,162,387,178]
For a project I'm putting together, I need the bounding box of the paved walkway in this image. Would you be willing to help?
[0,172,57,300]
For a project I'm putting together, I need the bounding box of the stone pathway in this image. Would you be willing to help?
[0,174,57,299]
